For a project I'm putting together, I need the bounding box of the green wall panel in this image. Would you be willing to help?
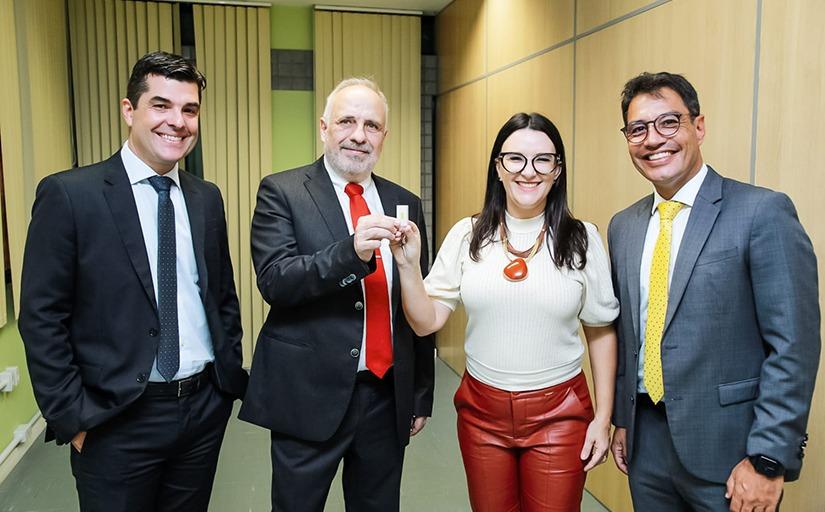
[270,5,312,50]
[270,5,314,173]
[271,90,316,172]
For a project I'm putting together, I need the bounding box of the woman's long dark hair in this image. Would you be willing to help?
[469,112,588,270]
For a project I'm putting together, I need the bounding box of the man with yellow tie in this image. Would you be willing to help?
[608,72,819,512]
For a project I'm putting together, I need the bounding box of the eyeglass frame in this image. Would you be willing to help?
[620,111,692,144]
[496,152,563,176]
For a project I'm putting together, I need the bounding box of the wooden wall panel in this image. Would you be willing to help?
[754,1,825,510]
[486,0,574,72]
[573,0,756,233]
[576,0,656,34]
[486,46,574,165]
[433,80,487,373]
[435,0,485,92]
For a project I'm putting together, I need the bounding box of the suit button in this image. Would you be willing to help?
[630,395,635,402]
[350,348,360,358]
[148,328,158,337]
[354,301,364,311]
[136,373,147,383]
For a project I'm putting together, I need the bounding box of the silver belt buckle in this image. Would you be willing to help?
[177,379,184,398]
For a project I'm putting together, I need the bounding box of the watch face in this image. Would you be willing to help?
[751,455,784,477]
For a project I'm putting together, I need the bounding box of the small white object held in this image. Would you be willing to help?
[396,205,409,226]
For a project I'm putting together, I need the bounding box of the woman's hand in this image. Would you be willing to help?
[580,417,611,471]
[389,220,422,270]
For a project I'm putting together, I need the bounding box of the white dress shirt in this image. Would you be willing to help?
[636,164,708,392]
[324,156,394,373]
[121,142,214,381]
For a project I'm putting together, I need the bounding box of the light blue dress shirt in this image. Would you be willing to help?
[120,143,214,382]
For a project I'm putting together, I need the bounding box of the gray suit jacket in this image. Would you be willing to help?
[608,167,819,483]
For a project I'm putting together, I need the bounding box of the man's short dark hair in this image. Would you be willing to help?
[620,72,700,124]
[126,51,206,106]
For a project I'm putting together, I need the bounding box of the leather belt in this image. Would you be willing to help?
[638,393,667,415]
[144,367,210,398]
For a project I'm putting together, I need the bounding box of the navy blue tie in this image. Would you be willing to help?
[148,175,179,382]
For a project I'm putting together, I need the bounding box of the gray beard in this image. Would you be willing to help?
[325,149,376,180]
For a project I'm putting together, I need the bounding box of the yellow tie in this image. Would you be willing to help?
[644,200,684,404]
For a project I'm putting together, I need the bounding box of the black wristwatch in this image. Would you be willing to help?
[748,454,785,478]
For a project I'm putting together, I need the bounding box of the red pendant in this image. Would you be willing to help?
[503,258,528,281]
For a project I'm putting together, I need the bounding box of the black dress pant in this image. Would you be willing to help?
[270,372,405,512]
[70,377,233,512]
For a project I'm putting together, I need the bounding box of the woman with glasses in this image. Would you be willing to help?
[391,112,619,511]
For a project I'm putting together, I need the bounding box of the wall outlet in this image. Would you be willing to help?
[4,366,20,386]
[0,371,11,392]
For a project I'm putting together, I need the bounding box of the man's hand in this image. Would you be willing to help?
[581,417,611,471]
[71,431,87,453]
[353,214,401,262]
[610,427,629,474]
[410,416,428,436]
[725,457,783,512]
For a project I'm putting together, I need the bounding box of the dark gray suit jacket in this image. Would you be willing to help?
[608,166,819,483]
[239,158,435,448]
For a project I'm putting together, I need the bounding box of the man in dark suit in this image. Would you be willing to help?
[608,72,820,511]
[239,78,435,511]
[19,51,247,512]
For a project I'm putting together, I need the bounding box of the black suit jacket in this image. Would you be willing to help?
[19,153,247,444]
[238,158,435,447]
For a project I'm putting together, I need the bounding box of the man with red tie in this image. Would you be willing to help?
[239,78,435,511]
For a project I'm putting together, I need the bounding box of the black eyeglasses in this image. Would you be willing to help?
[620,112,687,144]
[496,152,562,175]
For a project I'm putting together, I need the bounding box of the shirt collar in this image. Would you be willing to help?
[120,141,181,188]
[323,154,373,192]
[651,163,708,214]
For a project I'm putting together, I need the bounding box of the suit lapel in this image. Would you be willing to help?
[373,174,402,321]
[627,197,653,345]
[180,171,208,301]
[303,159,350,241]
[102,154,157,310]
[664,167,723,333]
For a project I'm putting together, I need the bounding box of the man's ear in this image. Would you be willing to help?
[319,117,328,142]
[693,114,706,146]
[121,98,135,128]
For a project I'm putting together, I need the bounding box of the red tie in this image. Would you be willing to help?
[344,183,393,378]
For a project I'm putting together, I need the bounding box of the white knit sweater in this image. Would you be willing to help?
[424,212,619,391]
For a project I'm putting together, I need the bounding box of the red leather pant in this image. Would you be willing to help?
[454,371,594,512]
